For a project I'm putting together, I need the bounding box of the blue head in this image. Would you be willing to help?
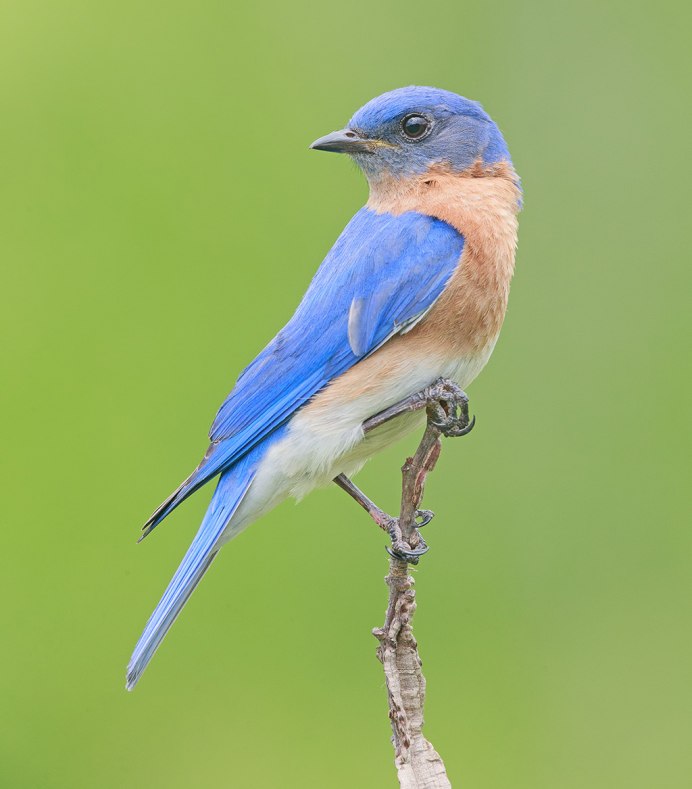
[311,86,512,181]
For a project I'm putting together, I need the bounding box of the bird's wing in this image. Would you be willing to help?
[141,207,464,537]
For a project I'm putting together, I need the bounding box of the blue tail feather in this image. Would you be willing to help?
[126,445,264,690]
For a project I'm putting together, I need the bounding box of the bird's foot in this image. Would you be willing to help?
[384,516,430,565]
[333,476,434,563]
[372,507,434,532]
[425,379,476,437]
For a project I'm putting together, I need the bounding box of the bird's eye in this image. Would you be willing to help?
[401,114,431,140]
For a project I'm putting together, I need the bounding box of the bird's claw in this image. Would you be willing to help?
[385,517,429,564]
[415,509,435,528]
[432,413,476,437]
[425,379,475,437]
[385,541,430,564]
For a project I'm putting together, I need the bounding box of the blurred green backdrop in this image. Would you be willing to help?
[1,0,690,787]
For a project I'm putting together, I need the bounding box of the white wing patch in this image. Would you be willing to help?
[347,297,367,356]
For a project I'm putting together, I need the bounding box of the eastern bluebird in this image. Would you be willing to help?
[127,86,521,689]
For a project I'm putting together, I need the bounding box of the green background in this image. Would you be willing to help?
[1,1,690,787]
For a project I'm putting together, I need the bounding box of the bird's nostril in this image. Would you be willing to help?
[345,132,356,138]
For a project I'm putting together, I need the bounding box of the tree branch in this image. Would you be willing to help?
[363,380,473,788]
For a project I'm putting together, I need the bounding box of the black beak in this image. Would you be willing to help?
[309,128,375,154]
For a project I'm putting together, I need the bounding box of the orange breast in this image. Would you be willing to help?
[367,161,521,356]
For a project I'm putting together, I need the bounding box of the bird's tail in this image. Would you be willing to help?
[126,449,260,690]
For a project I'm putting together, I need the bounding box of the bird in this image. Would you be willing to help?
[127,86,521,690]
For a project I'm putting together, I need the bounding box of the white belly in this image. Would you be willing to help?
[219,346,495,544]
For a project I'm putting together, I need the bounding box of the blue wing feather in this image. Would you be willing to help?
[141,207,464,537]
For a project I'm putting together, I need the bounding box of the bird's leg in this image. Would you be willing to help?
[334,378,475,564]
[363,377,475,438]
[333,473,434,562]
[333,473,391,529]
